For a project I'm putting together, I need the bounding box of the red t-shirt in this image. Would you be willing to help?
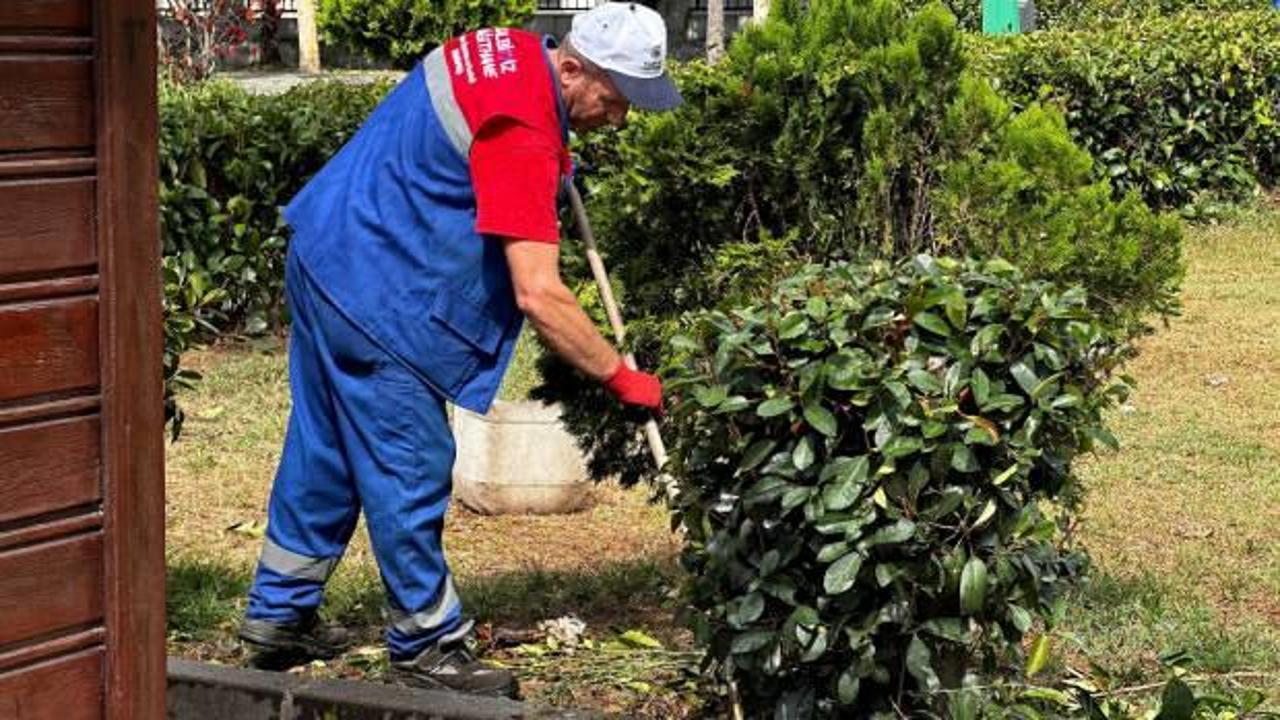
[441,28,569,244]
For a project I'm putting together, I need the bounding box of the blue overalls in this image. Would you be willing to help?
[245,40,568,659]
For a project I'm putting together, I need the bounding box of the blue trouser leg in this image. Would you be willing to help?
[247,250,463,658]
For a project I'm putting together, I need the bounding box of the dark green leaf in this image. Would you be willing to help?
[950,444,979,473]
[792,436,816,471]
[823,551,864,594]
[905,635,941,692]
[881,435,923,459]
[945,293,967,330]
[821,456,869,511]
[731,630,774,654]
[816,541,852,563]
[757,396,793,418]
[1008,604,1033,634]
[960,557,989,615]
[908,369,942,394]
[781,486,812,512]
[885,381,912,408]
[799,626,828,662]
[837,669,860,705]
[864,519,917,547]
[1010,361,1040,395]
[803,403,838,437]
[737,592,765,626]
[920,617,968,643]
[971,368,991,406]
[914,312,951,337]
[694,384,728,408]
[739,439,777,473]
[778,311,810,340]
[716,395,752,413]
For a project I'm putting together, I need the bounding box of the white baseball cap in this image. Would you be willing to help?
[568,2,683,111]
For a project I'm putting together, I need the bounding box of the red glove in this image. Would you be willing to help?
[604,362,663,413]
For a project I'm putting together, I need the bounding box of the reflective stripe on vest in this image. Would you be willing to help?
[424,48,472,160]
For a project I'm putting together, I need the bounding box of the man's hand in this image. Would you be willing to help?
[604,362,663,413]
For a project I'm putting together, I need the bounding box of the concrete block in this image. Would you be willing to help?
[451,401,592,516]
[167,658,289,720]
[167,658,602,720]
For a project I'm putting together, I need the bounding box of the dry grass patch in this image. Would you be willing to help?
[167,210,1280,713]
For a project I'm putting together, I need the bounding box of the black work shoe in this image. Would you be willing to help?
[389,623,519,699]
[239,612,352,669]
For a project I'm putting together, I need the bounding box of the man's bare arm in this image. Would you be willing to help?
[503,238,621,381]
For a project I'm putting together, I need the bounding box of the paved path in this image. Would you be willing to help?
[222,69,405,95]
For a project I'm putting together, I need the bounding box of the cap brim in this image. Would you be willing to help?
[606,69,683,111]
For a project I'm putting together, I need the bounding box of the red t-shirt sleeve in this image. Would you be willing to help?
[470,117,562,243]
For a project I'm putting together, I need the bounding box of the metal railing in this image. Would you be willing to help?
[536,0,596,10]
[535,0,753,12]
[157,0,298,18]
[691,0,754,10]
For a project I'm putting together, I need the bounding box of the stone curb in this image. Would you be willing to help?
[168,658,602,720]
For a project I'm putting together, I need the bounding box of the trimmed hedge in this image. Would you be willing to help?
[664,255,1123,715]
[318,0,536,69]
[974,10,1280,211]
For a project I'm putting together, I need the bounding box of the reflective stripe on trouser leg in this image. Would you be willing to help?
[246,249,361,625]
[258,537,340,582]
[386,576,462,638]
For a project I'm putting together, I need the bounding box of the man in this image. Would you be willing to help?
[237,3,681,699]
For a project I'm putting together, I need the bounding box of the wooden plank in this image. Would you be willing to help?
[0,177,97,280]
[0,394,99,428]
[0,2,92,33]
[0,648,103,720]
[96,0,166,717]
[0,628,104,675]
[0,510,102,553]
[0,36,93,54]
[0,297,99,403]
[0,416,101,524]
[0,275,98,305]
[0,57,93,152]
[0,154,96,180]
[0,532,103,648]
[0,626,104,674]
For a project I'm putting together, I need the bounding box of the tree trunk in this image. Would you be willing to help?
[297,0,321,74]
[705,0,725,63]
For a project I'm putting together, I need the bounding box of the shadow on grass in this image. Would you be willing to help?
[167,555,252,641]
[167,553,683,643]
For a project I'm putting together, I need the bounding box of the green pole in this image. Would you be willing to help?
[982,0,1021,34]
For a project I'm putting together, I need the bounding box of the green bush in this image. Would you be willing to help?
[159,78,392,432]
[973,10,1280,211]
[901,0,1272,31]
[540,0,1182,485]
[662,255,1124,716]
[318,0,536,69]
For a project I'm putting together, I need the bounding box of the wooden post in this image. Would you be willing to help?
[297,0,321,74]
[706,0,725,62]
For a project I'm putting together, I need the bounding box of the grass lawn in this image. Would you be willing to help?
[165,210,1280,715]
